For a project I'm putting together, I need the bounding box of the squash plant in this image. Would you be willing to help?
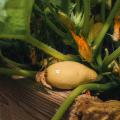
[0,0,120,120]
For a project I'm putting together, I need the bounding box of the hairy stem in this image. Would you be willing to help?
[0,35,80,61]
[82,0,91,37]
[45,16,66,38]
[94,0,120,57]
[51,82,119,120]
[102,47,120,71]
[26,35,80,61]
[0,67,36,78]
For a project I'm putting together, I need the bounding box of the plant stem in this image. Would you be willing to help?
[0,34,26,40]
[45,16,66,38]
[100,0,106,22]
[94,0,120,57]
[26,35,80,61]
[36,4,67,38]
[0,34,80,61]
[82,0,91,37]
[61,0,70,14]
[107,0,112,10]
[102,47,120,71]
[0,67,36,78]
[96,46,103,66]
[51,82,119,120]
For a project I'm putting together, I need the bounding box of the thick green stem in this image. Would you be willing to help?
[94,0,120,57]
[45,16,66,38]
[0,67,36,78]
[96,45,103,67]
[82,0,91,37]
[34,3,66,38]
[51,82,119,120]
[0,34,25,40]
[0,35,80,61]
[102,47,120,71]
[100,0,106,22]
[107,0,112,10]
[26,35,80,61]
[38,7,68,39]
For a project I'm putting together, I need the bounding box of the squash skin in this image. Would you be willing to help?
[46,61,98,89]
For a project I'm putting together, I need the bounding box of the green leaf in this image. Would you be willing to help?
[0,0,8,22]
[0,10,7,22]
[49,0,61,7]
[0,0,8,9]
[0,0,34,37]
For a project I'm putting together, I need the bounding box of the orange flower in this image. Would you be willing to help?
[70,30,93,62]
[112,16,120,41]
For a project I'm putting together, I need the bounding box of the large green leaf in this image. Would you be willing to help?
[0,0,8,22]
[0,0,34,37]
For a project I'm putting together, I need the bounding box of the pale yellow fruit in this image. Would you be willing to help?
[46,61,98,89]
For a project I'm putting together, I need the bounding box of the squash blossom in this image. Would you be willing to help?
[58,11,75,31]
[112,16,120,41]
[70,30,93,62]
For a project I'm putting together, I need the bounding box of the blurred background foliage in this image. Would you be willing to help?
[0,0,120,73]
